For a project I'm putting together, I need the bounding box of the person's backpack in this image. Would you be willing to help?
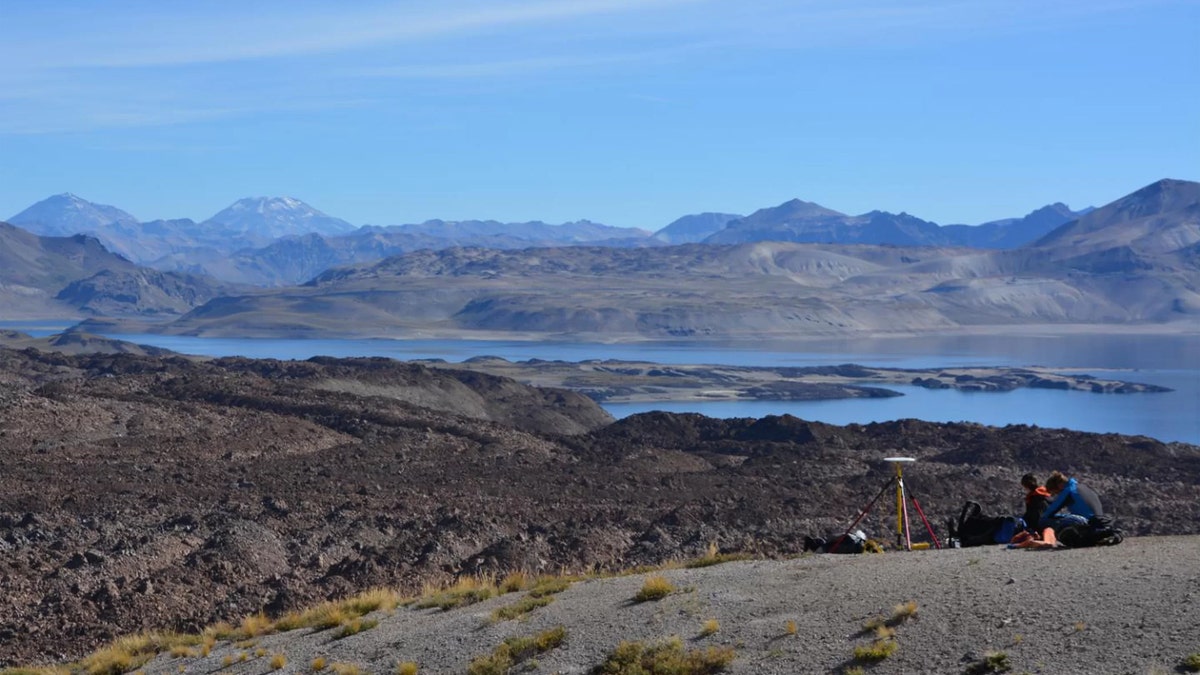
[1058,515,1124,548]
[954,501,1024,547]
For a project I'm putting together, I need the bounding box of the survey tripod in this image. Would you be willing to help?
[829,457,942,552]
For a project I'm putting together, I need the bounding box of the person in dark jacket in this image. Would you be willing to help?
[1020,473,1052,534]
[1039,470,1103,533]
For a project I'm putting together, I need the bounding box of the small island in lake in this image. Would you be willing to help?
[413,357,1172,403]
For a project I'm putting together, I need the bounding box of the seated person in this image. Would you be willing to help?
[1020,473,1052,534]
[1039,470,1103,534]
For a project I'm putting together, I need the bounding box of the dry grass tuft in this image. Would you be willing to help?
[334,618,379,639]
[414,575,498,611]
[238,613,275,639]
[500,571,529,593]
[490,594,554,622]
[168,646,194,659]
[527,576,573,598]
[78,633,202,675]
[1183,652,1200,672]
[634,575,675,602]
[700,619,720,636]
[343,587,402,615]
[853,639,898,662]
[328,663,364,675]
[889,601,919,625]
[685,542,753,569]
[270,654,287,670]
[596,636,734,674]
[785,620,797,635]
[311,657,328,671]
[467,626,567,675]
[396,662,419,675]
[964,650,1012,674]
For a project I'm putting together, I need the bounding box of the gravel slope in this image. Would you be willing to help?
[142,535,1200,675]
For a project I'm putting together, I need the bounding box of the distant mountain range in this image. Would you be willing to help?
[4,179,1195,338]
[704,199,1091,248]
[141,178,1198,340]
[9,192,1094,287]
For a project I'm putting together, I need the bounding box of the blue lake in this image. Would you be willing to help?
[4,323,1198,444]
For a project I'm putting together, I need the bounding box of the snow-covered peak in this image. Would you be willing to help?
[202,197,356,241]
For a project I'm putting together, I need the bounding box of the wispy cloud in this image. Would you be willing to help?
[2,0,702,70]
[0,0,1187,135]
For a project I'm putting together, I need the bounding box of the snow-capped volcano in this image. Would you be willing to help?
[201,197,357,241]
[8,193,139,237]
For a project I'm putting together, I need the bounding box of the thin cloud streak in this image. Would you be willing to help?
[3,0,703,71]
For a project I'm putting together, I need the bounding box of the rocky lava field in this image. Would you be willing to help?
[2,348,1198,666]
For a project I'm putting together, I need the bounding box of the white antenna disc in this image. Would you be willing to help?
[883,457,916,463]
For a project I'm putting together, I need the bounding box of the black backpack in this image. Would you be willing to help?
[1058,515,1124,548]
[951,501,1023,547]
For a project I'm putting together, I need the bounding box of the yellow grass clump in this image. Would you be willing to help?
[596,637,734,674]
[634,575,675,602]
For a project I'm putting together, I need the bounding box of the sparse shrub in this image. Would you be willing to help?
[468,626,567,675]
[334,618,379,639]
[414,575,498,611]
[964,650,1011,674]
[501,571,529,593]
[528,577,572,598]
[222,655,234,667]
[1183,652,1200,672]
[169,645,195,658]
[700,619,720,636]
[239,613,274,639]
[634,575,675,602]
[889,601,918,625]
[785,620,797,635]
[328,663,364,675]
[843,667,866,675]
[239,652,249,662]
[685,542,752,569]
[255,647,268,657]
[344,587,402,615]
[874,625,896,640]
[312,657,328,671]
[283,605,351,632]
[206,622,237,640]
[596,637,734,674]
[270,654,287,670]
[491,594,554,622]
[79,634,191,675]
[396,662,419,675]
[853,639,897,662]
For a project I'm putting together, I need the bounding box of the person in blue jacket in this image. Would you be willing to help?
[1039,470,1104,533]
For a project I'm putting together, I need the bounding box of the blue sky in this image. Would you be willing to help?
[1,0,1196,230]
